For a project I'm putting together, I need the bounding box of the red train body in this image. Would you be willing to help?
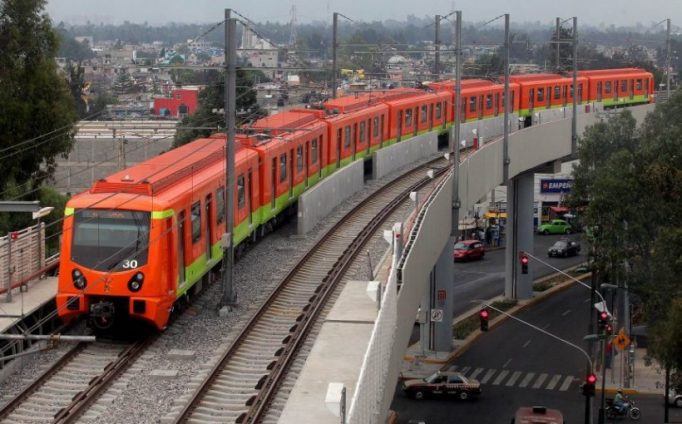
[56,67,654,330]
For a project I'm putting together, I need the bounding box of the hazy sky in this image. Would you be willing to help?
[46,0,677,28]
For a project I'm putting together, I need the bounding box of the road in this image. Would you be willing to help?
[392,234,682,423]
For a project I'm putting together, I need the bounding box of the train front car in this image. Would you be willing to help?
[57,191,174,331]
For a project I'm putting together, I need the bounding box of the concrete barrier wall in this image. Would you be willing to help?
[372,132,438,180]
[296,160,365,235]
[378,173,453,419]
[460,114,519,149]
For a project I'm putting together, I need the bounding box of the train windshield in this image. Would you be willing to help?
[71,209,150,271]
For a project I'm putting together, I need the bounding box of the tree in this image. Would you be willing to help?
[67,61,88,118]
[0,0,78,233]
[173,70,267,147]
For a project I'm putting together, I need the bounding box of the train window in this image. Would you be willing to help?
[405,109,412,127]
[296,146,303,172]
[469,96,476,112]
[279,154,287,182]
[359,122,366,142]
[636,79,642,90]
[311,139,318,164]
[191,202,201,243]
[537,88,544,102]
[486,94,493,109]
[420,105,427,123]
[605,81,611,94]
[554,85,561,100]
[237,175,245,209]
[373,117,380,137]
[621,80,627,92]
[344,126,351,148]
[435,102,442,119]
[216,187,225,223]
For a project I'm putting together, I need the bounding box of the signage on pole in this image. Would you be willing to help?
[431,309,443,323]
[614,328,631,351]
[437,289,446,306]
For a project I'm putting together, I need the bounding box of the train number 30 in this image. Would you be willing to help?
[122,259,139,269]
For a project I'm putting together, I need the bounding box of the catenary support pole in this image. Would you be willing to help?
[555,17,561,71]
[666,18,671,100]
[332,12,338,99]
[451,10,462,239]
[502,13,510,182]
[220,12,237,308]
[434,15,441,80]
[571,16,578,156]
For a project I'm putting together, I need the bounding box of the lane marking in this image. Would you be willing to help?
[505,371,522,386]
[562,309,572,316]
[532,373,548,389]
[468,368,484,380]
[546,374,562,390]
[459,366,471,375]
[503,358,512,368]
[522,339,531,348]
[493,370,509,385]
[543,323,551,330]
[519,372,535,388]
[559,375,574,391]
[481,369,497,384]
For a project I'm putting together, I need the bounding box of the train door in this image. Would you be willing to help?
[336,128,342,169]
[630,79,635,99]
[353,122,358,160]
[429,104,433,130]
[563,85,568,106]
[528,88,534,112]
[495,93,500,116]
[546,86,551,109]
[247,170,253,225]
[177,210,186,285]
[477,96,483,119]
[271,157,277,209]
[397,110,403,142]
[380,114,385,146]
[614,80,619,100]
[597,82,603,101]
[366,119,371,154]
[413,107,418,136]
[318,135,323,178]
[305,141,310,188]
[289,148,294,198]
[205,194,212,262]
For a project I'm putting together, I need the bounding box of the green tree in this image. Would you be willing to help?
[173,70,267,147]
[67,61,88,118]
[0,0,78,233]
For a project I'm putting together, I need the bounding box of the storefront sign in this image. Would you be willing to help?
[540,178,573,193]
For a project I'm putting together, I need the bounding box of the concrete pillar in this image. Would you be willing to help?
[504,172,535,300]
[420,239,455,353]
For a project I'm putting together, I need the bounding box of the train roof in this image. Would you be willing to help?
[246,111,322,135]
[428,79,499,91]
[87,135,247,198]
[507,73,568,81]
[577,67,649,76]
[324,88,423,113]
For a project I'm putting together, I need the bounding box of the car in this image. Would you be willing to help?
[453,240,485,262]
[670,390,682,408]
[512,406,564,423]
[547,239,581,257]
[537,219,573,235]
[402,371,481,400]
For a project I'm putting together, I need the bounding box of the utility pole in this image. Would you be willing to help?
[434,14,441,80]
[502,13,510,183]
[451,10,462,239]
[554,18,561,72]
[571,17,578,156]
[666,18,671,100]
[220,10,237,309]
[332,12,338,99]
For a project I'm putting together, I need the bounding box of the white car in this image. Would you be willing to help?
[670,390,682,408]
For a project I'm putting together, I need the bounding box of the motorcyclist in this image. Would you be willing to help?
[613,389,626,414]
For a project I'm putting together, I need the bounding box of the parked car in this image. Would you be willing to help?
[512,406,564,423]
[537,219,573,235]
[402,371,481,400]
[453,240,485,262]
[670,390,682,408]
[547,239,581,257]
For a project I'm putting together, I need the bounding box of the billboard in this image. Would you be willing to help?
[540,178,573,193]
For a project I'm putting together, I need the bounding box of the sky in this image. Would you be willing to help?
[46,0,677,28]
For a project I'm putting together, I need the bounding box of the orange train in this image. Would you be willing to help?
[56,67,654,330]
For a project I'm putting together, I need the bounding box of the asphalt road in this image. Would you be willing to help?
[392,234,682,423]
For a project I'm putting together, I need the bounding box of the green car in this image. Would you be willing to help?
[537,219,573,235]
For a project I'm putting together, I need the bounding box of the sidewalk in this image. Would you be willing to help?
[399,268,667,397]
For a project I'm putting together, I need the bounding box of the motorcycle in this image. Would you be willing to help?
[605,397,641,420]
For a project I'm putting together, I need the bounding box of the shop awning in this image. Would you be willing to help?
[549,206,569,214]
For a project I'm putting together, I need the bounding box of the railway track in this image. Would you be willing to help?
[173,158,449,424]
[0,337,153,424]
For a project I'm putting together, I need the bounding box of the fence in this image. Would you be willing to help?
[0,224,55,295]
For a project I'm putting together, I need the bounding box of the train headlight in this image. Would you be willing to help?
[72,269,87,290]
[128,272,144,292]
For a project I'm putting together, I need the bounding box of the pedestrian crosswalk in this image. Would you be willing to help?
[448,365,579,392]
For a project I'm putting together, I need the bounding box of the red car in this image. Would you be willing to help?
[453,240,485,262]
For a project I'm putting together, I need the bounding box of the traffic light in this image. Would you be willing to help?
[520,252,529,274]
[605,322,613,335]
[598,310,609,331]
[479,308,489,332]
[582,374,596,397]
